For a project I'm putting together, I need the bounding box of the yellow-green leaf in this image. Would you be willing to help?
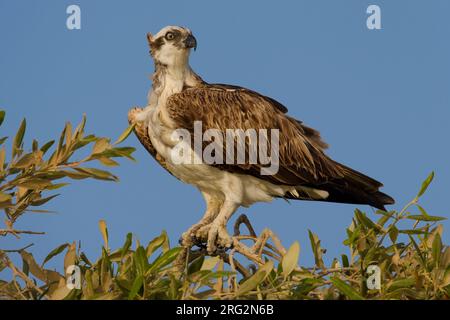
[237,260,274,296]
[99,220,109,250]
[0,192,12,203]
[92,138,111,155]
[0,110,5,126]
[114,123,136,145]
[146,232,167,257]
[42,243,69,267]
[330,277,364,300]
[64,242,77,272]
[12,118,26,157]
[417,171,434,198]
[282,241,300,278]
[201,256,221,271]
[128,275,143,300]
[432,233,442,267]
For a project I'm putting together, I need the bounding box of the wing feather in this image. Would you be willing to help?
[166,84,343,186]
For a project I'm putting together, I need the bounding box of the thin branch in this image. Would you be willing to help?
[0,229,45,238]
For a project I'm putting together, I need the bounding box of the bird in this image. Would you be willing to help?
[128,26,394,254]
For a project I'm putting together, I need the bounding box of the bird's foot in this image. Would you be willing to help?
[179,223,209,248]
[206,223,233,255]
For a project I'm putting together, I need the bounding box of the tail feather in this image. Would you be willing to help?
[284,161,395,210]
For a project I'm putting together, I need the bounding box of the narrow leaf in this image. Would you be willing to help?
[114,123,136,145]
[282,241,300,278]
[99,220,109,250]
[12,118,26,157]
[417,171,434,198]
[330,277,364,300]
[42,243,69,267]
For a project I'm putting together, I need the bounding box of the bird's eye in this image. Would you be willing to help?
[165,32,175,40]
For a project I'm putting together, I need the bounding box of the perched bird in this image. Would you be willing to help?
[128,26,394,254]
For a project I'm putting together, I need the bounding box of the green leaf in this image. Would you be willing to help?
[389,225,399,243]
[388,278,415,292]
[61,170,92,180]
[74,167,118,181]
[40,140,55,154]
[31,194,59,206]
[135,246,150,275]
[355,209,381,232]
[0,148,5,171]
[42,243,69,267]
[0,137,7,146]
[22,255,30,276]
[0,110,5,126]
[308,230,325,269]
[20,251,46,281]
[114,123,136,145]
[432,233,442,267]
[64,242,77,272]
[146,232,167,257]
[188,255,205,275]
[74,114,87,139]
[121,233,133,260]
[12,118,26,158]
[92,138,111,155]
[237,261,274,296]
[399,229,427,235]
[417,171,434,198]
[201,256,221,271]
[17,178,51,189]
[147,247,182,274]
[97,157,119,167]
[128,275,143,300]
[330,277,364,300]
[282,241,300,278]
[416,205,431,219]
[0,192,12,203]
[99,220,109,250]
[45,183,69,191]
[341,254,349,268]
[406,215,446,222]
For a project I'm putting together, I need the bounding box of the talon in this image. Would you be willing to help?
[207,224,232,254]
[181,223,212,248]
[196,224,211,240]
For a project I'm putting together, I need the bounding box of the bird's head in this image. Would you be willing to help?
[147,26,197,67]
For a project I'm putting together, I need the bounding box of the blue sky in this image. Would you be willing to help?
[1,0,449,270]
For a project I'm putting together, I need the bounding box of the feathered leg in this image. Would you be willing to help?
[206,201,239,254]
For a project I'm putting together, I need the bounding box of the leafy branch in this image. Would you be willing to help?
[0,110,135,238]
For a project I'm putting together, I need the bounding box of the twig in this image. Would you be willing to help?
[0,229,45,238]
[233,214,257,237]
[3,243,34,253]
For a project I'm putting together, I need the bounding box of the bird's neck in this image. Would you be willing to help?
[148,61,203,106]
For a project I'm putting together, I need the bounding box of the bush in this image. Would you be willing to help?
[0,113,448,300]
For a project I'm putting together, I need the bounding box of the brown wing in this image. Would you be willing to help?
[166,84,394,210]
[166,84,343,185]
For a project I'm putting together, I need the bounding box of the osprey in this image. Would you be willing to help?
[128,26,394,254]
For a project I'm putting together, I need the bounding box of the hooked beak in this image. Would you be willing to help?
[184,34,197,51]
